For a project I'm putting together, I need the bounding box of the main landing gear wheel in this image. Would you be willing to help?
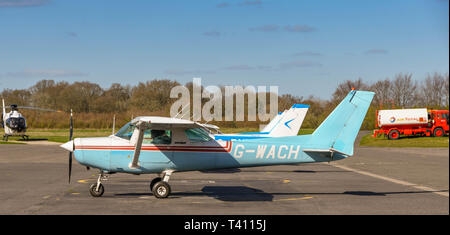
[152,181,171,199]
[150,170,174,199]
[150,177,162,191]
[89,183,104,197]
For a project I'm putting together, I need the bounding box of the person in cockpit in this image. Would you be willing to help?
[151,129,171,144]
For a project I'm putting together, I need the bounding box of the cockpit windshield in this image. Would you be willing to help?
[115,122,135,140]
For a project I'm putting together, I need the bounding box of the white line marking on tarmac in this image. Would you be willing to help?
[330,163,449,197]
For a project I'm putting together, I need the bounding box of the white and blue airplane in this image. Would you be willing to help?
[213,104,309,141]
[61,90,374,199]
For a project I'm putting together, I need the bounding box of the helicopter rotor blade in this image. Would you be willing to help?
[68,109,73,183]
[16,106,60,112]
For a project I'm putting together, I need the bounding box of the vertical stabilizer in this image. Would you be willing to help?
[266,104,309,137]
[308,90,374,156]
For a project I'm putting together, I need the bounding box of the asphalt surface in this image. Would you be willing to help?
[0,138,448,215]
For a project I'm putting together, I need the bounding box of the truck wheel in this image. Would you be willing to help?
[433,128,444,137]
[388,130,400,140]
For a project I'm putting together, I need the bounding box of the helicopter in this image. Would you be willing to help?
[1,98,57,141]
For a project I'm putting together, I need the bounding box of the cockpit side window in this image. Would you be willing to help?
[115,122,172,144]
[144,130,172,145]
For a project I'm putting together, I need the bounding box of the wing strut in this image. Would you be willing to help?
[129,121,151,169]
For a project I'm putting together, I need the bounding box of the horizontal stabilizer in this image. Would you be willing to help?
[302,148,349,156]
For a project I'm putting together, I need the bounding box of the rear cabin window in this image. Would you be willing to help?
[184,128,212,143]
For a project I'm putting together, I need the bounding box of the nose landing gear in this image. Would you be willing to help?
[89,171,107,197]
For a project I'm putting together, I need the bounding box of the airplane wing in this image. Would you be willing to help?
[130,117,205,130]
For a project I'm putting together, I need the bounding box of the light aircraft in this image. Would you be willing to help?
[213,104,309,141]
[1,99,58,141]
[60,90,374,199]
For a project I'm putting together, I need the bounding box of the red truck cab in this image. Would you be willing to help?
[429,110,449,137]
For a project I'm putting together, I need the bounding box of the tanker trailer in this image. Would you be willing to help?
[373,108,449,140]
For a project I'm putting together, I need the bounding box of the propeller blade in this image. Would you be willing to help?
[69,110,73,141]
[69,152,72,183]
[68,109,73,184]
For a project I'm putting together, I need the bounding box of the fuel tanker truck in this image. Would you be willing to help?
[373,108,449,140]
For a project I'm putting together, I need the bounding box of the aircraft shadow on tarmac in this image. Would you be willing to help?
[200,169,348,174]
[114,188,448,202]
[16,138,48,141]
[114,186,275,202]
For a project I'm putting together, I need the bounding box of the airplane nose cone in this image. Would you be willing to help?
[60,140,74,152]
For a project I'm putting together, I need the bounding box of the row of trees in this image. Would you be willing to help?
[331,73,449,108]
[1,73,448,129]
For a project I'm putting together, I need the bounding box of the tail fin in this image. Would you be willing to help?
[308,90,374,156]
[264,104,309,137]
[261,111,285,133]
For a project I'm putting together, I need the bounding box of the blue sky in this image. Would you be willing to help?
[0,0,448,99]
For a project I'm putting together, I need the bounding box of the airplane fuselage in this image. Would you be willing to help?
[72,135,346,174]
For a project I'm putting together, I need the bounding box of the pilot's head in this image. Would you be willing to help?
[151,130,165,138]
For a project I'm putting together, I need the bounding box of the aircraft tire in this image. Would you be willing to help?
[89,183,104,197]
[150,177,162,191]
[152,181,171,199]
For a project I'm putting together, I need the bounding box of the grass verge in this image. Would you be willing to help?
[360,133,449,148]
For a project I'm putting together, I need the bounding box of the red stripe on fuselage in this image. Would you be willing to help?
[75,141,232,152]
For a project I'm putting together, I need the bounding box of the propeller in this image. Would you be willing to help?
[68,109,73,183]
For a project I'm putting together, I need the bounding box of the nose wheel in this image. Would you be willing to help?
[89,183,104,197]
[89,172,107,197]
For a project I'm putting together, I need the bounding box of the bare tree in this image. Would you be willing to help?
[390,73,418,108]
[444,73,449,108]
[331,78,369,105]
[419,73,446,108]
[370,78,393,108]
